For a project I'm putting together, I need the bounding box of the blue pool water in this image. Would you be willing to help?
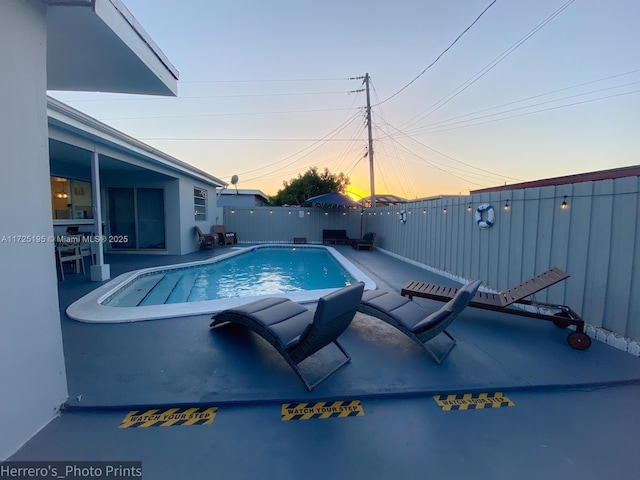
[106,246,356,307]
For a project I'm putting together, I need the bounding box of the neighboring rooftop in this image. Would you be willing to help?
[362,194,408,206]
[471,165,640,194]
[218,188,271,207]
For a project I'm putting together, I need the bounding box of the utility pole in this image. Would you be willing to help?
[364,73,376,208]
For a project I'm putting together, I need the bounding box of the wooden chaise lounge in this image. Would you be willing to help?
[400,267,591,350]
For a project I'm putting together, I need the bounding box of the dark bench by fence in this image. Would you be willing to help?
[323,229,349,244]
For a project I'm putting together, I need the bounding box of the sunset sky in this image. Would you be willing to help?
[49,0,640,200]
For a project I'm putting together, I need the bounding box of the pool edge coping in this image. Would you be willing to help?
[66,244,376,323]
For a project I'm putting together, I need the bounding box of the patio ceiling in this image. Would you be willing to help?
[45,0,178,96]
[49,138,176,182]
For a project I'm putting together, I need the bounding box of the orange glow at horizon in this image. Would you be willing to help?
[345,187,368,201]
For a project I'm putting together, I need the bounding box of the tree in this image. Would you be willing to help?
[269,167,350,206]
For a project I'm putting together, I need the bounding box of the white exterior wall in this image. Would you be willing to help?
[0,0,68,459]
[180,178,219,254]
[48,123,222,256]
[99,170,180,254]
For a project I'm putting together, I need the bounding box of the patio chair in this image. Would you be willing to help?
[213,225,236,245]
[56,240,86,281]
[358,280,482,364]
[195,226,215,250]
[400,267,591,350]
[210,282,365,391]
[352,232,376,250]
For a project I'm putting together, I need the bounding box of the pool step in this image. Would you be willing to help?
[166,271,199,304]
[107,275,165,307]
[139,272,184,306]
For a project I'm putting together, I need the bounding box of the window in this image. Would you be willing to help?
[194,187,207,221]
[51,176,93,220]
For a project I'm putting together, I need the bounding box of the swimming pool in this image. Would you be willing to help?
[67,245,376,323]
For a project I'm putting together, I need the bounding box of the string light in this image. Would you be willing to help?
[561,195,568,209]
[504,199,510,211]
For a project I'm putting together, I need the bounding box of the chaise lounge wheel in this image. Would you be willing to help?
[567,332,591,350]
[552,312,572,329]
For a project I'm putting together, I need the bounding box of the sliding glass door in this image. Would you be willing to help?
[137,188,165,249]
[107,187,165,250]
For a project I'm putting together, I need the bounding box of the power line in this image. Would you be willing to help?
[404,86,640,135]
[58,90,353,103]
[374,112,523,181]
[404,71,640,133]
[372,114,521,187]
[98,107,360,121]
[381,136,492,189]
[227,91,365,183]
[400,0,576,130]
[369,79,417,199]
[138,137,364,142]
[179,77,352,84]
[232,112,363,178]
[377,0,498,106]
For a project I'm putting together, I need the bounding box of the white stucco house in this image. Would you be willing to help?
[0,0,210,459]
[48,96,225,260]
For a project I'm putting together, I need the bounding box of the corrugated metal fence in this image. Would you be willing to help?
[223,175,640,341]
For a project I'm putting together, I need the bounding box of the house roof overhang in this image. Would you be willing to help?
[45,0,178,96]
[47,97,225,188]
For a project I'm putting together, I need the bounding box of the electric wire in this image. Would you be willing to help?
[228,110,363,178]
[377,0,498,106]
[404,87,640,136]
[179,77,351,84]
[400,0,576,129]
[226,91,364,180]
[369,79,416,198]
[403,71,640,133]
[373,113,523,184]
[99,106,360,121]
[58,90,353,103]
[373,117,507,188]
[378,136,493,190]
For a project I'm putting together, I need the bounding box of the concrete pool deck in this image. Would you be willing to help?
[10,245,640,479]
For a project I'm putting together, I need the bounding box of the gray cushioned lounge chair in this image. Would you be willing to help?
[358,280,482,364]
[210,282,365,391]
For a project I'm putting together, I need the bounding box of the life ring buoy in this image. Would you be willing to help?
[399,210,407,223]
[475,204,495,229]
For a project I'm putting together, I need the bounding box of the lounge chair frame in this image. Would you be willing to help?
[352,232,376,251]
[400,268,590,350]
[195,226,215,249]
[213,225,236,245]
[358,280,482,364]
[211,282,365,391]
